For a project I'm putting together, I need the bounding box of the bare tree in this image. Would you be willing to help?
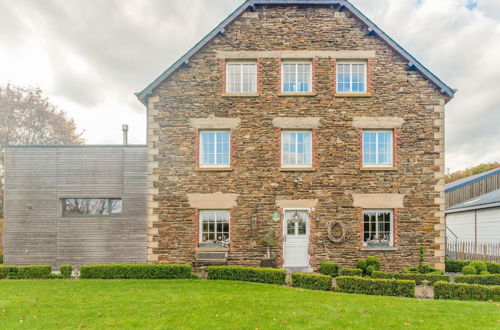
[0,84,85,224]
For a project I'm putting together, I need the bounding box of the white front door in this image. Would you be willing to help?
[283,209,309,268]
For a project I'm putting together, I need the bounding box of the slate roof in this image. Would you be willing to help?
[446,188,500,213]
[445,167,500,192]
[136,0,455,105]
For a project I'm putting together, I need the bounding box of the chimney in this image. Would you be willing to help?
[122,124,128,145]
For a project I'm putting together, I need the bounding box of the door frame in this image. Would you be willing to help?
[282,208,311,268]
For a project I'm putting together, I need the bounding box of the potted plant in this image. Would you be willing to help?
[260,230,278,268]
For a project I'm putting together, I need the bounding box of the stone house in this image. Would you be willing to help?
[136,0,455,272]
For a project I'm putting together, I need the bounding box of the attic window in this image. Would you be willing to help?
[336,61,367,94]
[226,61,257,93]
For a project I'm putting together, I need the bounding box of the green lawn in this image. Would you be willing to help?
[0,280,498,329]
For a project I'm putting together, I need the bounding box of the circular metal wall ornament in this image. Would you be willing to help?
[327,221,346,243]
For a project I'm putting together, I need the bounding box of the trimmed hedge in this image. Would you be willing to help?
[486,261,500,274]
[445,260,470,272]
[445,260,500,274]
[434,281,500,301]
[339,268,363,276]
[336,276,415,298]
[0,265,52,279]
[60,264,72,278]
[79,264,194,279]
[291,273,332,291]
[207,266,286,285]
[455,274,500,286]
[319,261,339,277]
[371,271,450,285]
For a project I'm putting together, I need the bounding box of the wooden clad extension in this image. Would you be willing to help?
[3,146,147,267]
[445,169,500,208]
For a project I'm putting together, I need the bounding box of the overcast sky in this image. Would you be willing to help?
[0,0,498,172]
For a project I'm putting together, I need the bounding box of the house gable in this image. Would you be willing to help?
[136,0,455,105]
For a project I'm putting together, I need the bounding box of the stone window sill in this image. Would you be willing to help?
[221,93,260,97]
[334,93,372,98]
[361,247,399,251]
[279,167,316,172]
[195,247,229,252]
[278,92,317,97]
[195,167,233,172]
[361,167,398,171]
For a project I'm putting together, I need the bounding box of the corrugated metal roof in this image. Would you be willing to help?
[136,0,455,105]
[445,167,500,192]
[446,188,500,212]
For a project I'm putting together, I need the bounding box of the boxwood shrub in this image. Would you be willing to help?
[0,265,52,279]
[454,274,500,286]
[486,261,500,274]
[445,260,500,274]
[339,268,363,276]
[445,260,470,273]
[336,276,415,298]
[79,264,194,279]
[291,273,332,291]
[59,264,72,278]
[207,266,286,285]
[371,271,450,285]
[434,281,500,301]
[319,261,339,277]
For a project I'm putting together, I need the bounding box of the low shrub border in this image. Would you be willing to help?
[445,260,500,274]
[207,266,286,285]
[454,274,500,286]
[434,281,500,301]
[371,271,449,285]
[445,260,469,273]
[291,273,332,291]
[486,261,500,274]
[336,276,415,298]
[79,264,194,279]
[319,261,339,277]
[339,268,363,277]
[0,265,52,279]
[60,265,72,278]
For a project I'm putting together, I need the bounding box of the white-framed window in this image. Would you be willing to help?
[362,130,393,167]
[199,210,230,247]
[336,62,367,93]
[199,130,230,168]
[282,61,312,93]
[363,209,393,247]
[226,61,257,93]
[281,130,313,168]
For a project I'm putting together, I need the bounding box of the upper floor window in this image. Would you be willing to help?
[337,62,367,93]
[226,61,257,93]
[281,131,312,168]
[199,210,230,247]
[363,209,393,247]
[362,130,393,167]
[199,130,230,168]
[282,61,312,93]
[62,198,122,217]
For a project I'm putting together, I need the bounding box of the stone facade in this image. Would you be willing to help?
[145,4,449,272]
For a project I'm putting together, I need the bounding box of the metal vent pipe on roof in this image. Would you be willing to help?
[122,124,128,145]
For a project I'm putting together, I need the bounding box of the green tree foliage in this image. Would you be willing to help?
[446,162,500,183]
